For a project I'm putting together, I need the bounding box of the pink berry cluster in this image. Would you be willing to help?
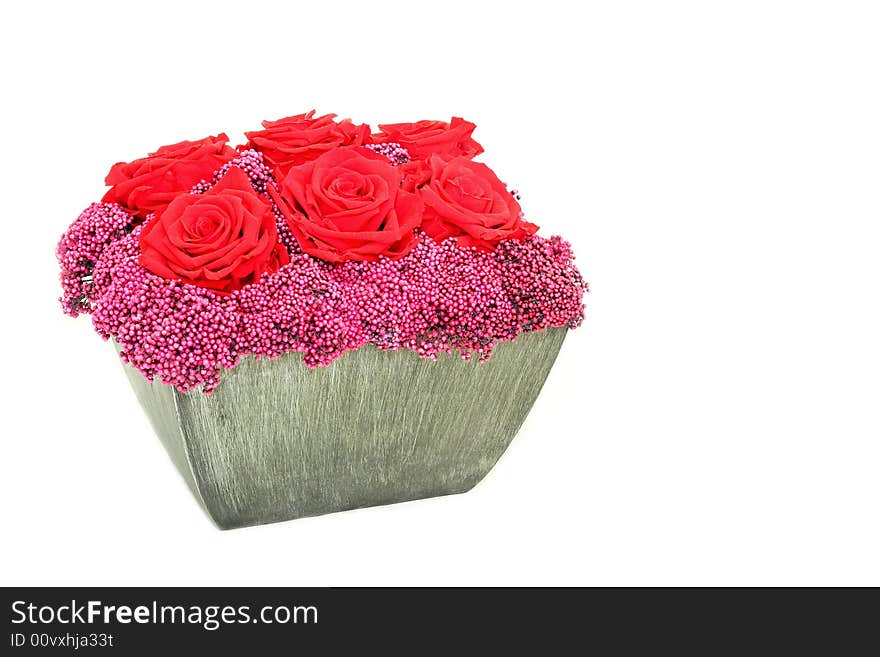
[364,142,411,165]
[192,148,273,194]
[89,230,240,390]
[56,202,133,316]
[58,156,586,393]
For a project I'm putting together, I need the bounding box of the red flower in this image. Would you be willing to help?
[419,155,538,250]
[139,167,288,294]
[398,159,433,192]
[103,134,235,217]
[244,111,371,179]
[374,117,483,160]
[269,147,422,263]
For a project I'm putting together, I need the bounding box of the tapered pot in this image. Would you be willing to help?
[119,327,567,529]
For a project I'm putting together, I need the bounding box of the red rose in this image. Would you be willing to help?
[374,117,483,160]
[244,111,371,178]
[269,147,422,263]
[398,159,433,192]
[103,134,235,217]
[139,167,289,293]
[419,155,538,250]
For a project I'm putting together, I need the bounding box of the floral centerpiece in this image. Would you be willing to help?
[56,111,587,528]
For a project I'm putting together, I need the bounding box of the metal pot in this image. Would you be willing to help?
[120,328,567,529]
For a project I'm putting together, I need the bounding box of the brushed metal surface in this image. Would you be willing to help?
[119,328,567,529]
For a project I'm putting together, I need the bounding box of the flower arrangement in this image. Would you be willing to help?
[57,112,586,393]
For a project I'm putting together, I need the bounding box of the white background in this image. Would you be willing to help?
[1,1,878,586]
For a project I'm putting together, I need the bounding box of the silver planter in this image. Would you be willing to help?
[120,328,567,529]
